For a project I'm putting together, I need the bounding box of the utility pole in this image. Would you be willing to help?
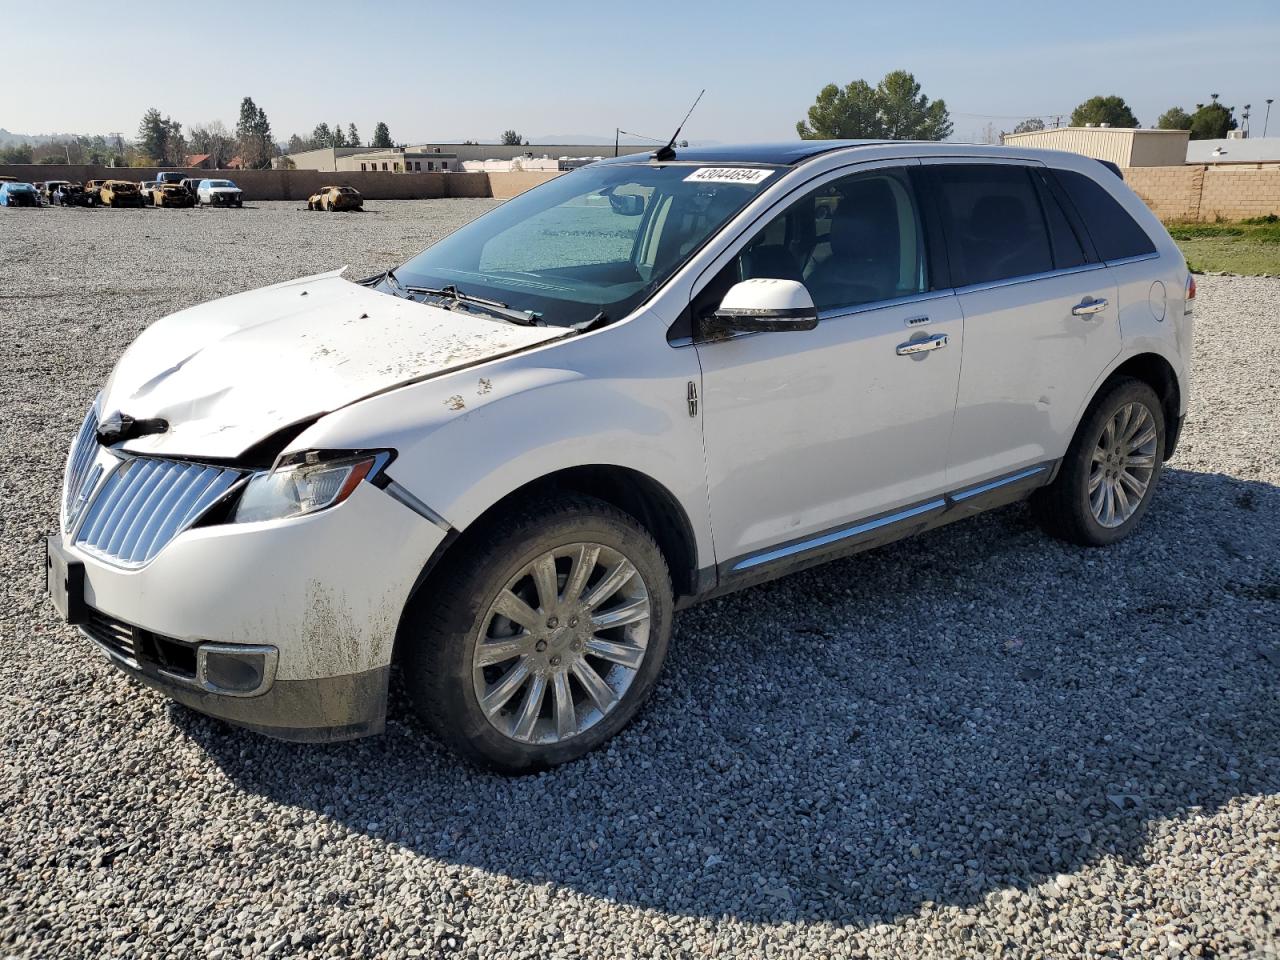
[1265,99,1274,138]
[615,127,620,158]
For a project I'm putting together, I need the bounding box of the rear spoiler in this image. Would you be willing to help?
[1097,159,1124,179]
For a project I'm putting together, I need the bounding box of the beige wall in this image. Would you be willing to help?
[1124,164,1280,221]
[1002,127,1190,167]
[486,170,564,199]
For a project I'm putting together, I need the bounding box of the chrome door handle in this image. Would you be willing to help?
[1072,297,1109,317]
[896,333,949,356]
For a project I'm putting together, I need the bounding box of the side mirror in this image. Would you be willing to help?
[708,278,819,334]
[607,192,645,216]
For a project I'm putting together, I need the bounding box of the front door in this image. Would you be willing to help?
[692,163,962,570]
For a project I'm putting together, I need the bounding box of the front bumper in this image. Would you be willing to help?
[49,477,447,740]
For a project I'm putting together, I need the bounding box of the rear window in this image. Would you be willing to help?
[931,164,1054,286]
[1052,169,1157,262]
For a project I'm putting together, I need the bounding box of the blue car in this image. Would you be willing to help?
[0,182,41,207]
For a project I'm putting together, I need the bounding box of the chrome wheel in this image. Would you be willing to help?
[1089,402,1158,528]
[472,543,651,745]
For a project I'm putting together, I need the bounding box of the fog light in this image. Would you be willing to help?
[196,644,278,697]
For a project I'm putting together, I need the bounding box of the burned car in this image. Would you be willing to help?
[100,180,145,208]
[307,185,363,212]
[150,182,195,208]
[55,183,93,206]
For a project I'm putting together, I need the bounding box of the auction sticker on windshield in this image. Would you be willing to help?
[683,168,774,185]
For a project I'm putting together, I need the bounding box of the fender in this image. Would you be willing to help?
[293,309,715,571]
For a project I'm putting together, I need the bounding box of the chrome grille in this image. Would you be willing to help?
[75,457,245,567]
[62,404,100,528]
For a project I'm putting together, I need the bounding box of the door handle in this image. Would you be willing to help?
[1072,297,1109,317]
[896,333,949,356]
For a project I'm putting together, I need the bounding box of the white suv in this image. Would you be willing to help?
[47,142,1193,772]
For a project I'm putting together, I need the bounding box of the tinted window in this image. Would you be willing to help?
[1033,172,1088,270]
[1053,168,1157,262]
[739,167,928,313]
[932,164,1054,286]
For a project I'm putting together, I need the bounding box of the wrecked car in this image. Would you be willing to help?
[150,181,195,208]
[99,180,144,208]
[307,185,363,212]
[48,142,1192,773]
[0,181,41,206]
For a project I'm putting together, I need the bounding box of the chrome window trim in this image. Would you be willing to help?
[817,288,956,323]
[953,261,1108,296]
[1103,252,1160,267]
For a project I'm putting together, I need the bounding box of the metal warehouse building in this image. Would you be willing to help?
[1001,127,1191,167]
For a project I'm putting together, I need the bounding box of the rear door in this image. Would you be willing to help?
[922,160,1121,489]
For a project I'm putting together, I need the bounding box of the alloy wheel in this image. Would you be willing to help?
[1088,402,1158,528]
[472,543,651,744]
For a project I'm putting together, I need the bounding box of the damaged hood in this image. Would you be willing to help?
[102,270,569,459]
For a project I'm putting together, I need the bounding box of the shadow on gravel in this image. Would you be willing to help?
[176,467,1280,927]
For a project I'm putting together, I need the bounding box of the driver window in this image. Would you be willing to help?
[689,166,928,329]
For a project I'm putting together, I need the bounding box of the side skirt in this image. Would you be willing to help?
[697,463,1056,602]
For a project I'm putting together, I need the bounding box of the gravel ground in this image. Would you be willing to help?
[1,201,1278,959]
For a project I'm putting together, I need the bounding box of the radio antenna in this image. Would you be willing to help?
[652,89,705,162]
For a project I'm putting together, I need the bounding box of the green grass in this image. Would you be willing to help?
[1167,215,1280,275]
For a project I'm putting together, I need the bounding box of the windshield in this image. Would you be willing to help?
[208,180,235,188]
[391,162,778,327]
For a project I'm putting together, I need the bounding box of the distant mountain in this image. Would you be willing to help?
[0,128,103,147]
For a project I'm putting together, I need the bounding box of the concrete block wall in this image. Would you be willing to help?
[1124,164,1280,221]
[486,171,564,199]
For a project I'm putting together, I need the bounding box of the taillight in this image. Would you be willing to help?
[1186,275,1196,302]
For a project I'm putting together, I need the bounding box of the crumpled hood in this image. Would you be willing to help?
[103,270,569,459]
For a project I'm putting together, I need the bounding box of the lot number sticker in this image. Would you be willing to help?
[684,168,774,185]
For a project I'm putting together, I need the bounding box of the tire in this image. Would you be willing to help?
[1031,376,1165,547]
[401,494,673,773]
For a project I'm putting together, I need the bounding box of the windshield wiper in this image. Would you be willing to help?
[402,283,542,326]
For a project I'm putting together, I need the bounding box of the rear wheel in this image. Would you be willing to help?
[1032,376,1165,547]
[402,495,673,773]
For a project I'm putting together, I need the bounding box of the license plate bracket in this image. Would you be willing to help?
[46,535,88,625]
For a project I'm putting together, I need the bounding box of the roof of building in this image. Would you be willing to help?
[1186,137,1280,164]
[596,140,888,166]
[186,154,210,166]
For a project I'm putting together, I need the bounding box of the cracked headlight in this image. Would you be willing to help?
[232,452,389,524]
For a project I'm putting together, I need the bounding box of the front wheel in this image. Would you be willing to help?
[402,495,673,773]
[1032,376,1165,547]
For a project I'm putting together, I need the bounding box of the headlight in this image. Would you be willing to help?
[231,452,389,524]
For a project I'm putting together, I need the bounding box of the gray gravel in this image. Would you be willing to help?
[2,201,1278,959]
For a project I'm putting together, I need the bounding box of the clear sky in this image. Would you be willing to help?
[2,0,1278,144]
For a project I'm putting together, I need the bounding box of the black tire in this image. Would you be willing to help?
[1031,376,1165,547]
[401,494,673,774]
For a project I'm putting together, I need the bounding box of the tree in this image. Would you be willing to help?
[347,123,360,148]
[1012,117,1045,134]
[876,70,952,140]
[333,123,348,148]
[235,96,274,169]
[137,108,167,162]
[311,123,333,148]
[0,144,33,164]
[190,121,233,167]
[287,133,308,154]
[500,129,525,146]
[371,122,392,148]
[1156,107,1193,131]
[1189,97,1236,140]
[1070,95,1139,128]
[796,71,950,140]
